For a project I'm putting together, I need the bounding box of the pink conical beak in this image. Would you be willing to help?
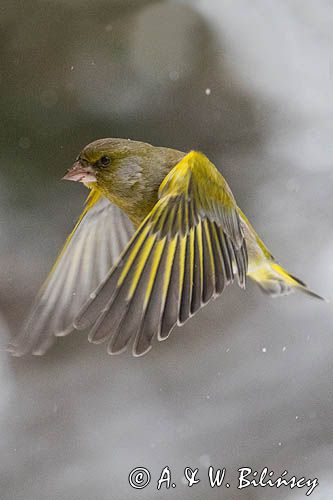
[62,161,96,183]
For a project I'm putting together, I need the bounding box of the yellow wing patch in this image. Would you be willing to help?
[46,188,102,285]
[75,151,248,356]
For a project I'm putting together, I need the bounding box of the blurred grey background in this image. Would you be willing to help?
[1,0,332,499]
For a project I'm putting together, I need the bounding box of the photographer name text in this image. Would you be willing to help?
[128,466,318,496]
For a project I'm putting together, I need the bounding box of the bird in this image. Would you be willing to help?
[8,138,325,357]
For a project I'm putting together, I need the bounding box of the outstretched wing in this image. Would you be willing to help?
[75,151,248,356]
[9,189,134,356]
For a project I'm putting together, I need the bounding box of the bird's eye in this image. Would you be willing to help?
[99,155,111,167]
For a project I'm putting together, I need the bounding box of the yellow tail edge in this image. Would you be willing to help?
[249,262,327,301]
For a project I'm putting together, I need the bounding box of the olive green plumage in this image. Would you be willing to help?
[82,138,185,227]
[8,138,324,357]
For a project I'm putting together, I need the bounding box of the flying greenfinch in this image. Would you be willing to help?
[9,138,324,357]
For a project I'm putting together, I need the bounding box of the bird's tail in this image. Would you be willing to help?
[249,262,326,300]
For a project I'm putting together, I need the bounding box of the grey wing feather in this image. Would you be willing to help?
[8,197,134,356]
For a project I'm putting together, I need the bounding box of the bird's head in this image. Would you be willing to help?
[63,138,156,187]
[63,138,184,225]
